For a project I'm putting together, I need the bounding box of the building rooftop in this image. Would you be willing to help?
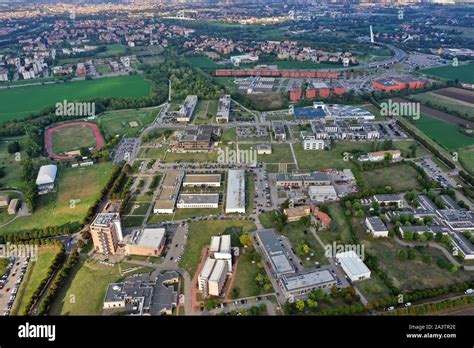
[35,164,58,186]
[366,216,388,232]
[128,228,166,248]
[281,269,336,292]
[256,229,295,275]
[225,169,245,212]
[184,174,221,184]
[336,251,370,278]
[178,193,219,205]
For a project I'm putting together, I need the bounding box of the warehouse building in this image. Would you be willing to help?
[276,172,331,187]
[280,269,337,298]
[309,185,338,202]
[183,174,221,187]
[365,216,389,238]
[176,194,219,209]
[255,229,295,278]
[125,228,166,257]
[225,169,245,214]
[36,164,58,195]
[153,170,184,214]
[336,251,371,282]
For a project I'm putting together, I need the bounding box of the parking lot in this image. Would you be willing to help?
[0,255,30,316]
[113,137,140,164]
[412,156,457,188]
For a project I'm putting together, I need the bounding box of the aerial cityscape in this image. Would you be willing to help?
[0,0,473,344]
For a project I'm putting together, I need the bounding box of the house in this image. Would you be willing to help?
[283,205,311,222]
[314,207,332,229]
[7,199,19,215]
[365,216,389,237]
[0,194,10,208]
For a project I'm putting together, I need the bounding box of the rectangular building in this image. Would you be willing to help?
[90,213,123,255]
[255,229,295,278]
[336,251,371,282]
[365,217,389,238]
[280,269,337,298]
[284,205,311,222]
[308,185,338,202]
[125,228,166,257]
[183,174,221,187]
[225,169,245,214]
[216,95,231,123]
[176,194,219,209]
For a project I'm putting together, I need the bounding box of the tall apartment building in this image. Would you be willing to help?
[198,258,228,297]
[90,213,123,255]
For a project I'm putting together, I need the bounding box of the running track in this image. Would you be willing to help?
[45,121,104,160]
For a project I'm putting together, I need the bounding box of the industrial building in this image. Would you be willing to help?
[153,170,184,214]
[372,77,427,91]
[280,269,337,298]
[125,228,166,257]
[336,251,371,282]
[90,213,123,255]
[225,169,245,214]
[176,194,219,209]
[276,172,331,187]
[183,174,221,187]
[255,229,295,278]
[36,164,58,195]
[308,185,338,202]
[365,217,389,238]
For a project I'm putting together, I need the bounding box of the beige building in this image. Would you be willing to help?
[198,258,228,297]
[0,194,10,208]
[7,199,19,215]
[90,213,123,255]
[283,205,311,222]
[125,228,166,257]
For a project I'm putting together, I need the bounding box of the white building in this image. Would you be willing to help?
[183,174,221,187]
[230,54,258,66]
[216,95,231,123]
[374,194,403,208]
[209,235,232,273]
[336,251,371,282]
[225,169,245,213]
[308,185,338,202]
[198,258,228,297]
[257,144,272,155]
[302,136,325,150]
[35,164,58,195]
[366,150,401,162]
[176,194,219,209]
[365,217,389,238]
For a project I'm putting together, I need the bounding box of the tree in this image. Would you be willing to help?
[239,234,252,247]
[7,141,20,154]
[407,249,417,260]
[295,299,305,312]
[77,240,85,249]
[80,147,91,157]
[307,298,318,309]
[398,249,407,261]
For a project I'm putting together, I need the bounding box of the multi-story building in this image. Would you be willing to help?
[90,213,123,255]
[216,95,231,123]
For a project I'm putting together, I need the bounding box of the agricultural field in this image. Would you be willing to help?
[1,162,116,233]
[12,245,62,315]
[0,75,152,121]
[412,114,474,150]
[97,107,159,138]
[51,124,98,154]
[459,146,474,176]
[186,56,220,69]
[179,220,256,276]
[359,163,423,193]
[419,63,474,84]
[408,90,473,119]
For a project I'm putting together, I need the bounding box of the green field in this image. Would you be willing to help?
[1,162,116,233]
[193,100,218,124]
[98,107,159,138]
[419,63,474,84]
[179,220,256,277]
[360,163,423,193]
[409,92,473,119]
[186,56,220,69]
[0,75,152,121]
[52,124,98,155]
[12,245,61,315]
[413,114,474,150]
[0,139,25,189]
[319,203,352,245]
[165,151,218,163]
[459,146,474,175]
[239,143,294,164]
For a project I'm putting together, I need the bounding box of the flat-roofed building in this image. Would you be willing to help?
[309,185,338,202]
[302,136,325,150]
[336,251,371,282]
[275,172,330,187]
[209,235,232,272]
[225,169,245,214]
[153,170,184,214]
[0,194,9,207]
[125,228,166,257]
[90,213,123,255]
[183,174,221,187]
[280,269,337,298]
[216,95,231,123]
[177,125,219,151]
[177,194,219,209]
[175,95,198,123]
[284,205,311,222]
[198,258,216,294]
[208,259,227,296]
[272,121,286,141]
[367,150,401,162]
[374,194,403,208]
[255,229,295,278]
[7,198,19,215]
[365,216,389,237]
[257,144,272,155]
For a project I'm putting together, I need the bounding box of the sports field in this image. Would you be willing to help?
[0,75,152,121]
[97,107,159,137]
[1,163,116,233]
[413,114,474,150]
[51,123,99,155]
[419,63,474,84]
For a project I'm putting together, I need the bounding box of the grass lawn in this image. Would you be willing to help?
[52,124,98,154]
[239,143,294,164]
[165,151,218,163]
[49,258,121,315]
[137,145,169,160]
[221,128,237,143]
[359,163,423,193]
[12,245,61,315]
[186,56,220,69]
[0,75,152,121]
[419,63,474,84]
[96,44,126,58]
[319,203,353,245]
[0,139,25,189]
[356,276,392,303]
[124,202,150,215]
[412,114,474,150]
[459,146,474,176]
[0,258,9,276]
[122,215,145,228]
[231,247,274,298]
[98,107,159,138]
[193,100,218,124]
[179,220,256,276]
[1,162,116,234]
